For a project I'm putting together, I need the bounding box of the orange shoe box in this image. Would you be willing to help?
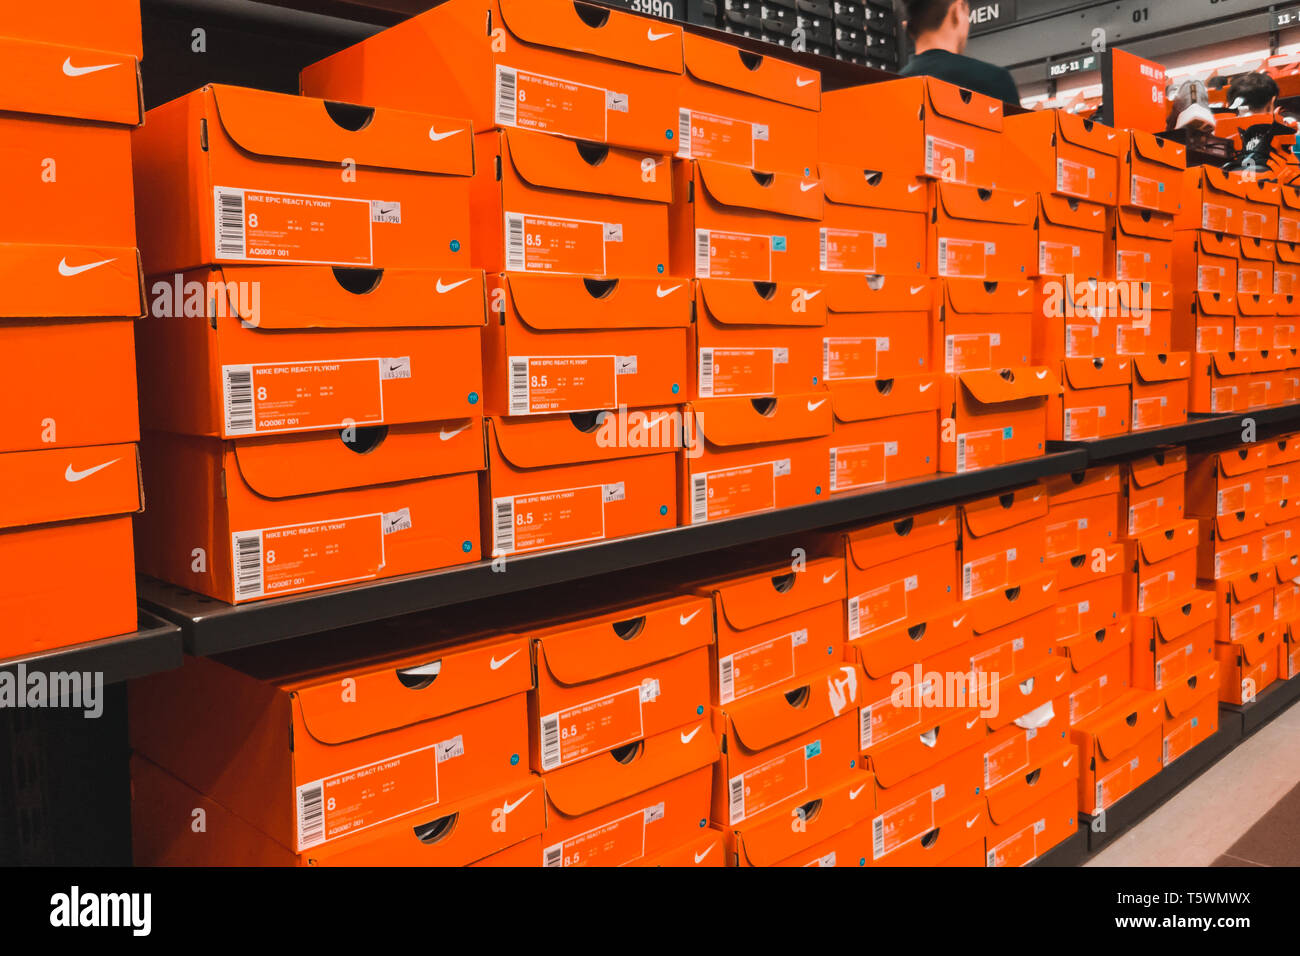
[473,836,543,867]
[1272,554,1300,624]
[1279,184,1300,243]
[677,33,819,175]
[1196,510,1266,581]
[1033,275,1117,363]
[672,160,822,284]
[1262,518,1300,565]
[819,167,927,278]
[1130,590,1217,691]
[129,631,533,856]
[1273,297,1299,349]
[1265,434,1300,522]
[826,376,941,494]
[947,573,1060,687]
[1071,689,1164,814]
[978,658,1069,749]
[1131,352,1191,431]
[1003,109,1120,204]
[691,279,825,398]
[713,671,861,827]
[1176,167,1246,234]
[133,85,475,275]
[681,393,831,524]
[936,278,1034,374]
[476,128,671,278]
[870,795,989,867]
[1049,355,1132,442]
[1123,519,1198,614]
[136,426,482,603]
[1282,624,1300,679]
[695,557,846,706]
[1239,179,1280,240]
[0,445,140,656]
[730,774,875,867]
[1277,245,1300,296]
[526,594,712,772]
[1174,290,1236,355]
[1115,281,1174,357]
[1186,445,1269,519]
[831,504,959,642]
[1161,662,1221,769]
[820,77,1003,188]
[301,0,682,155]
[1063,624,1132,724]
[1044,464,1121,572]
[137,267,485,438]
[985,760,1078,867]
[939,368,1057,475]
[1118,131,1185,216]
[483,274,688,417]
[1214,566,1274,644]
[1123,448,1187,538]
[929,182,1035,282]
[1173,231,1239,298]
[635,827,726,867]
[484,412,676,557]
[1057,574,1126,647]
[1107,208,1174,283]
[822,275,934,385]
[1236,292,1277,351]
[1216,624,1284,704]
[1237,240,1277,300]
[1035,194,1108,279]
[959,483,1049,600]
[541,720,717,867]
[1190,349,1259,414]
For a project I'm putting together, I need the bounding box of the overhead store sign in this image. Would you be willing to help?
[1048,52,1099,80]
[969,0,1017,35]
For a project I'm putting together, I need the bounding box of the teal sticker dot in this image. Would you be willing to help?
[1069,818,1075,825]
[859,858,866,866]
[657,263,665,274]
[975,786,981,794]
[816,486,823,495]
[826,646,833,655]
[667,129,675,140]
[813,376,819,385]
[699,818,707,827]
[696,705,704,715]
[672,383,680,394]
[468,391,480,405]
[805,168,811,177]
[510,754,519,766]
[461,540,472,553]
[661,505,669,516]
[450,239,461,252]
[849,759,856,768]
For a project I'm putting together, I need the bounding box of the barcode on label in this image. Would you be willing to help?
[691,474,709,525]
[540,714,561,770]
[695,229,711,278]
[505,213,526,272]
[728,774,745,824]
[719,656,735,704]
[496,66,518,127]
[233,531,264,600]
[819,228,828,271]
[956,434,968,473]
[938,238,949,275]
[215,187,247,259]
[872,816,885,860]
[847,595,861,639]
[822,338,830,380]
[543,844,563,867]
[699,348,715,397]
[223,365,255,435]
[962,562,973,600]
[509,357,530,414]
[829,448,839,492]
[860,705,872,749]
[296,781,325,850]
[493,497,516,555]
[677,108,692,158]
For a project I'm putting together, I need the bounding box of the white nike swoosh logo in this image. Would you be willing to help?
[62,58,119,77]
[1013,199,1027,207]
[1018,288,1030,296]
[910,285,926,294]
[908,184,923,193]
[436,277,472,294]
[989,105,999,113]
[1064,755,1075,767]
[796,77,816,88]
[966,717,980,729]
[953,615,967,628]
[966,814,981,828]
[440,423,471,441]
[801,289,822,300]
[807,400,827,412]
[680,609,701,626]
[680,726,702,744]
[501,790,531,815]
[694,845,715,863]
[428,127,463,142]
[919,382,934,392]
[643,415,669,430]
[1056,672,1066,682]
[58,257,115,277]
[1036,370,1048,379]
[849,784,867,800]
[647,28,673,41]
[800,182,819,192]
[65,459,119,483]
[1094,209,1103,216]
[1042,582,1052,591]
[489,650,520,670]
[823,571,839,584]
[656,284,682,298]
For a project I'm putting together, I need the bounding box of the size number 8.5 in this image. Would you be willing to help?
[631,0,674,17]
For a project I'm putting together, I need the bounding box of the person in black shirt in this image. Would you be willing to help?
[896,0,1021,107]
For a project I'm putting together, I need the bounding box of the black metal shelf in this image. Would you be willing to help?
[1048,404,1300,461]
[1222,673,1300,738]
[0,611,183,686]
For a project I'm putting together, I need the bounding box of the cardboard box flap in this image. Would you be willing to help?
[1282,185,1300,212]
[1193,291,1238,317]
[829,375,942,423]
[489,408,678,470]
[725,663,859,754]
[289,634,530,744]
[683,33,819,109]
[1132,352,1191,384]
[943,277,1035,315]
[1224,565,1272,602]
[1191,166,1246,200]
[1209,510,1265,542]
[1279,292,1300,316]
[232,422,481,500]
[0,444,141,530]
[533,595,713,685]
[962,484,1048,538]
[986,657,1068,731]
[825,273,931,314]
[1225,626,1283,666]
[0,38,141,126]
[1089,693,1163,760]
[1039,194,1108,233]
[852,605,973,680]
[1272,433,1300,466]
[498,0,683,74]
[845,505,958,573]
[1056,112,1122,156]
[691,393,832,448]
[819,165,927,213]
[1239,237,1276,261]
[1203,350,1250,375]
[1128,447,1187,488]
[1062,618,1131,672]
[711,558,846,633]
[0,244,144,319]
[958,367,1059,405]
[1046,465,1120,507]
[868,706,984,787]
[1274,552,1300,584]
[1135,521,1197,564]
[1116,281,1172,311]
[892,798,989,861]
[1162,662,1220,720]
[1241,180,1280,205]
[543,717,716,819]
[1196,232,1239,257]
[6,3,142,58]
[696,160,823,220]
[1062,355,1132,389]
[986,744,1077,824]
[734,774,875,867]
[1238,292,1277,316]
[505,127,671,203]
[924,77,1002,131]
[698,279,826,328]
[1115,206,1175,240]
[1150,591,1216,643]
[969,574,1057,635]
[507,274,691,331]
[1279,241,1300,264]
[1213,444,1270,477]
[1129,131,1185,170]
[201,266,485,330]
[936,183,1035,227]
[210,85,474,176]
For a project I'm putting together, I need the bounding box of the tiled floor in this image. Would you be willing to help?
[1087,701,1300,867]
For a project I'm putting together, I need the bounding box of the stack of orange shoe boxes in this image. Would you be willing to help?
[302,0,686,557]
[0,3,145,656]
[130,84,484,603]
[130,624,539,865]
[695,556,869,866]
[1267,434,1300,683]
[521,594,720,867]
[1276,183,1300,350]
[822,77,1053,476]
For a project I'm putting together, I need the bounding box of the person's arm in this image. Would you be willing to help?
[997,66,1021,108]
